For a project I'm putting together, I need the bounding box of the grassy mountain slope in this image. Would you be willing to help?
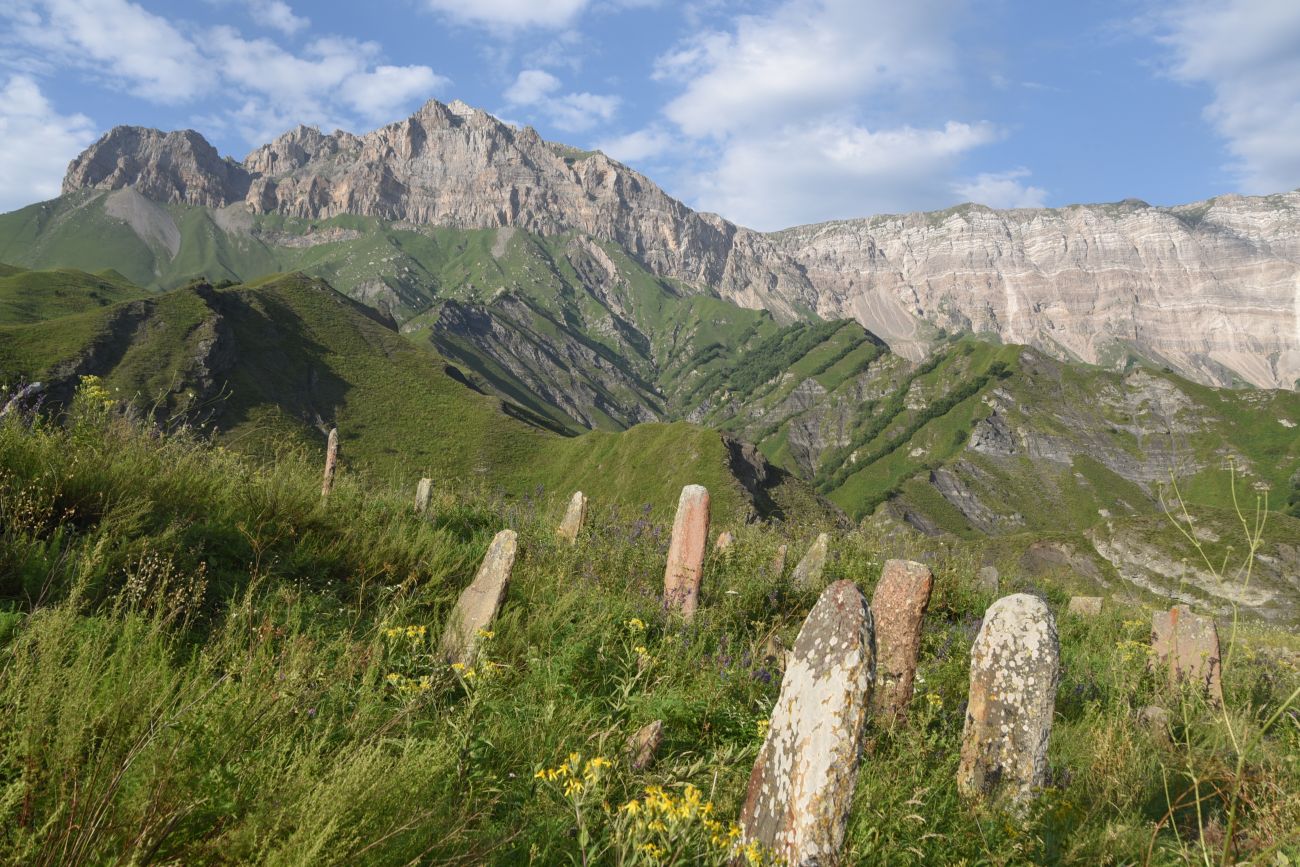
[0,271,822,526]
[1,410,1296,864]
[0,264,144,325]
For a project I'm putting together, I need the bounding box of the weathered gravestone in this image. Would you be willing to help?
[958,593,1060,804]
[740,580,876,866]
[663,485,710,618]
[320,427,339,498]
[625,719,664,771]
[556,491,588,545]
[790,533,831,589]
[715,531,735,552]
[415,477,433,513]
[1151,604,1224,706]
[977,565,1000,594]
[870,559,934,720]
[771,544,788,577]
[439,529,518,666]
[1067,596,1102,616]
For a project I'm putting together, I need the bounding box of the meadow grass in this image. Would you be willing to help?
[0,398,1297,865]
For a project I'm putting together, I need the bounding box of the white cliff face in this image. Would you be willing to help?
[770,197,1300,389]
[62,101,1300,389]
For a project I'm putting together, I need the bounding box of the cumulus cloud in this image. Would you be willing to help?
[952,168,1047,209]
[595,126,675,163]
[0,74,97,212]
[1156,0,1300,193]
[503,68,617,132]
[245,0,308,35]
[690,120,1000,230]
[649,0,1024,228]
[3,0,207,103]
[422,0,590,29]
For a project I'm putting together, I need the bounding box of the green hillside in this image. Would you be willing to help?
[1,406,1296,864]
[0,272,821,526]
[0,264,145,325]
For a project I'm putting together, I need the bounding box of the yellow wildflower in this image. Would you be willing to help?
[625,618,646,631]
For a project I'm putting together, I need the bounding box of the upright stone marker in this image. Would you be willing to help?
[1067,596,1102,617]
[958,593,1060,804]
[663,485,710,618]
[870,559,934,720]
[740,580,876,866]
[556,491,588,544]
[977,565,1000,594]
[439,529,518,666]
[320,427,339,498]
[715,531,735,552]
[771,544,788,577]
[790,533,830,589]
[1151,604,1224,705]
[415,477,433,513]
[626,720,664,771]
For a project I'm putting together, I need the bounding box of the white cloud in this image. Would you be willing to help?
[952,168,1047,209]
[1157,0,1300,193]
[3,0,206,103]
[649,0,1017,228]
[657,0,959,138]
[0,74,97,212]
[690,119,999,230]
[245,0,308,35]
[422,0,590,29]
[595,126,675,163]
[341,65,447,121]
[504,69,561,104]
[503,69,618,132]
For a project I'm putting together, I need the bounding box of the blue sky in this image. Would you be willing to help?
[1,0,1298,229]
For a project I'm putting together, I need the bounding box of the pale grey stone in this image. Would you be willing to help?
[977,565,1000,594]
[958,593,1060,804]
[320,427,339,497]
[556,490,587,544]
[1151,605,1224,706]
[740,580,875,866]
[626,720,664,771]
[439,529,517,666]
[790,533,830,589]
[1067,596,1102,616]
[663,485,710,618]
[415,477,432,513]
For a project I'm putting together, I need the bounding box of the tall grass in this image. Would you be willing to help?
[0,395,1296,864]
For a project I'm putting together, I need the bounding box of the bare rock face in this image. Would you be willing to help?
[958,593,1060,804]
[870,559,934,719]
[61,107,1300,389]
[772,197,1300,389]
[663,485,710,617]
[1151,605,1224,705]
[791,533,831,589]
[740,580,875,866]
[64,127,247,208]
[556,491,587,544]
[439,529,518,665]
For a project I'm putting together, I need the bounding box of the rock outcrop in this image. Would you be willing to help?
[61,101,1300,389]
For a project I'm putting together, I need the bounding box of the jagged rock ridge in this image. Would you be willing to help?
[61,100,1300,389]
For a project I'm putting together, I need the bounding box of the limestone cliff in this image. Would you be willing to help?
[61,100,1300,389]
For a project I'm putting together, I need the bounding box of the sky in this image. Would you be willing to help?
[1,0,1298,229]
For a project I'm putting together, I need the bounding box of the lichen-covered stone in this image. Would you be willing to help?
[439,529,517,666]
[870,559,934,720]
[663,485,710,618]
[557,491,587,544]
[958,593,1060,804]
[790,533,830,589]
[626,720,664,771]
[1151,605,1223,705]
[415,477,432,513]
[1067,596,1102,616]
[740,580,875,866]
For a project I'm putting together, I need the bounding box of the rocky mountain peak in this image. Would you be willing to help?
[63,125,246,208]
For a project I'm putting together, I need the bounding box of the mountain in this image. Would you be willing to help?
[0,269,825,526]
[26,98,1300,390]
